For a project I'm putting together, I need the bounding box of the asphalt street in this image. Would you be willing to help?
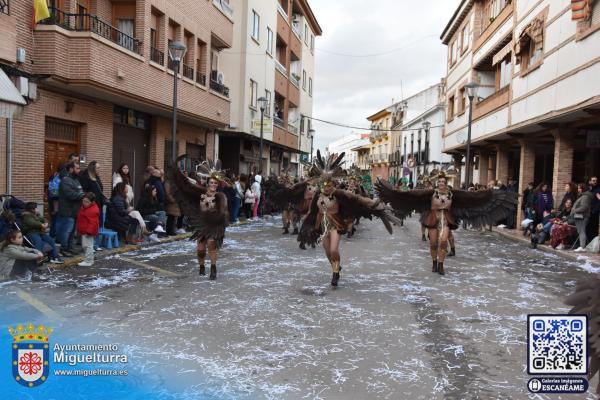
[1,216,598,399]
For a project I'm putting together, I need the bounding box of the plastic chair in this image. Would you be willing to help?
[96,206,119,249]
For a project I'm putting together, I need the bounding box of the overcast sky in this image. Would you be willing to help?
[309,0,460,152]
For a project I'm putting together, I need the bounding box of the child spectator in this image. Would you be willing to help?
[76,192,100,267]
[21,202,64,264]
[0,230,44,279]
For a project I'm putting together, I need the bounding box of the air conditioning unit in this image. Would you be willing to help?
[15,77,28,97]
[217,72,225,84]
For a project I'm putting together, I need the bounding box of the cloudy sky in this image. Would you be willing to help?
[309,0,460,151]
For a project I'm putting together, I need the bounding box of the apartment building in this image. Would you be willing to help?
[219,0,321,177]
[367,108,392,181]
[324,132,369,171]
[441,0,600,221]
[388,82,451,185]
[0,0,234,203]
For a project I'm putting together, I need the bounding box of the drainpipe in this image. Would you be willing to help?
[6,118,12,195]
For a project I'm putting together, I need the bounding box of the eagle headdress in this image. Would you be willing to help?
[195,159,229,184]
[313,150,346,187]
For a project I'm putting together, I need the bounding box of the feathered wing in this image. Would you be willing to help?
[166,155,206,229]
[271,181,307,208]
[298,192,321,246]
[374,179,433,219]
[564,279,600,394]
[334,190,402,234]
[451,189,518,229]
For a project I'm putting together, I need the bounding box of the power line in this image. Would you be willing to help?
[304,116,442,132]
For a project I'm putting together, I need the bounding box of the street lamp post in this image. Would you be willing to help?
[257,96,268,173]
[308,129,315,162]
[464,82,478,188]
[168,41,187,163]
[422,121,431,172]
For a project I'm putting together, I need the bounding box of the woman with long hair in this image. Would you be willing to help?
[113,163,134,206]
[106,182,141,244]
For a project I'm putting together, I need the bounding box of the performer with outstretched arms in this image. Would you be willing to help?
[168,155,229,280]
[299,151,401,286]
[376,170,517,275]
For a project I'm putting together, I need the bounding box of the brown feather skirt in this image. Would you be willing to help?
[422,209,458,230]
[191,210,228,248]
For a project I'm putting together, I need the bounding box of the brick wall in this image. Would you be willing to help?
[517,140,536,223]
[552,131,574,201]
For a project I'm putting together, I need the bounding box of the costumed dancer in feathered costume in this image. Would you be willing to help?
[345,173,367,238]
[375,169,517,275]
[278,172,301,235]
[299,151,401,286]
[168,155,229,280]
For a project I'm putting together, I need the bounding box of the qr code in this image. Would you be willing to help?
[528,315,587,374]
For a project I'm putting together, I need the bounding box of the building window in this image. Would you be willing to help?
[304,24,308,44]
[447,94,455,121]
[310,34,314,52]
[302,70,307,90]
[250,79,258,109]
[252,10,260,41]
[449,40,457,66]
[573,0,600,39]
[496,55,511,89]
[459,87,467,114]
[265,90,272,116]
[308,77,313,96]
[515,10,546,74]
[461,23,470,53]
[267,27,273,54]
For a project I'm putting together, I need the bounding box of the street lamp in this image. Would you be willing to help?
[257,96,268,173]
[168,41,187,163]
[308,128,315,162]
[422,121,431,167]
[464,82,478,187]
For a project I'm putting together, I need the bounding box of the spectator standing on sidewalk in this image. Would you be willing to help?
[55,162,85,257]
[112,164,135,206]
[21,202,63,264]
[76,192,100,267]
[47,163,63,239]
[572,183,593,252]
[231,174,243,223]
[244,178,256,219]
[80,161,108,224]
[251,174,262,219]
[534,183,553,224]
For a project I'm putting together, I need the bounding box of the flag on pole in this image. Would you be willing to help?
[32,0,50,27]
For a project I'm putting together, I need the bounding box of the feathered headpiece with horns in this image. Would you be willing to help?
[313,150,346,184]
[429,165,459,182]
[195,159,228,183]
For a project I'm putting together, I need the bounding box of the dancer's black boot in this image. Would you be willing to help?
[199,264,206,275]
[210,264,217,280]
[292,227,299,235]
[283,227,289,234]
[437,262,445,275]
[432,260,438,273]
[448,247,456,257]
[331,272,340,286]
[422,234,427,241]
[299,242,306,250]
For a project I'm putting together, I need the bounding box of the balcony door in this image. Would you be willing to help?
[112,2,136,51]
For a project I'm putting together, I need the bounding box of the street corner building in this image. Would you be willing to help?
[440,0,600,221]
[0,0,236,203]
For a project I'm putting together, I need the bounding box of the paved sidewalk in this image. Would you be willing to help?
[494,226,600,268]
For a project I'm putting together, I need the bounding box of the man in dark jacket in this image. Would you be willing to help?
[22,202,63,264]
[55,162,84,256]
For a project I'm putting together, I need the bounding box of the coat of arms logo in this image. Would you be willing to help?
[9,323,52,387]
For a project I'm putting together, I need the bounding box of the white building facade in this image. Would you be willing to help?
[325,132,370,170]
[219,0,321,176]
[441,0,600,221]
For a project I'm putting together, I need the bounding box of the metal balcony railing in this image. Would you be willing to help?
[0,0,9,15]
[150,47,164,65]
[290,74,300,87]
[274,116,285,127]
[196,71,206,86]
[275,59,287,75]
[210,79,230,97]
[213,0,233,18]
[40,7,140,54]
[288,124,298,134]
[182,63,194,80]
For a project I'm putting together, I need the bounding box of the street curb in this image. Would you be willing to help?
[494,228,600,268]
[49,219,253,270]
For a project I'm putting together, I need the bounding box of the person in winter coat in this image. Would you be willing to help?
[163,176,185,235]
[47,163,63,238]
[559,182,578,213]
[244,177,257,219]
[231,175,243,223]
[137,185,166,232]
[0,230,43,279]
[145,168,166,207]
[80,161,108,215]
[112,163,135,206]
[572,183,594,252]
[76,192,100,267]
[21,202,63,264]
[55,162,85,256]
[251,174,262,219]
[534,183,554,223]
[106,182,140,244]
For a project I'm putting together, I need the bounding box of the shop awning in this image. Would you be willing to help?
[0,68,26,118]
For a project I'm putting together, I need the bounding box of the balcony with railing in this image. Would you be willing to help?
[210,78,230,97]
[196,71,206,86]
[213,0,233,19]
[40,7,140,54]
[275,59,287,76]
[182,63,194,80]
[150,46,164,65]
[0,0,9,15]
[288,123,298,135]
